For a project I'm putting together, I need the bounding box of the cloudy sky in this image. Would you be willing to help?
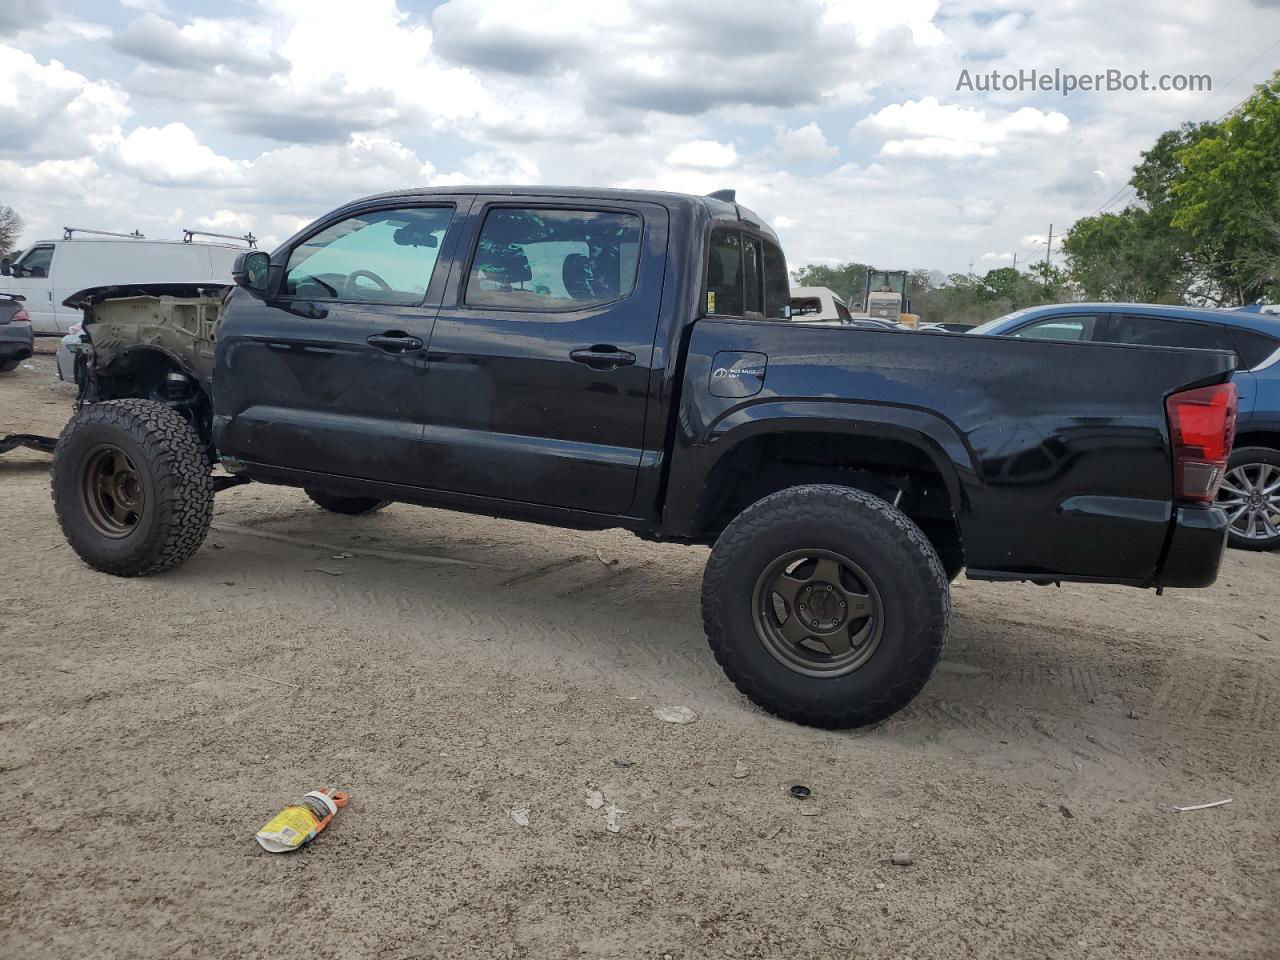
[2,0,1277,273]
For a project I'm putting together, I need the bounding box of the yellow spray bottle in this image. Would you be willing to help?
[255,788,348,853]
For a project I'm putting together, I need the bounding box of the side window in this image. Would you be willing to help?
[285,206,453,303]
[1105,314,1227,350]
[1010,314,1099,341]
[16,245,54,278]
[465,207,642,309]
[762,239,789,319]
[743,236,763,316]
[1230,327,1280,368]
[706,229,743,316]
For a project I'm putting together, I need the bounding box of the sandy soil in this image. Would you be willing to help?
[2,345,1278,959]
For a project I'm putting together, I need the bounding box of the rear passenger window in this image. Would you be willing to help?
[1107,315,1226,351]
[706,228,743,316]
[1230,327,1280,368]
[465,208,642,309]
[1011,315,1098,341]
[286,206,453,303]
[763,239,790,319]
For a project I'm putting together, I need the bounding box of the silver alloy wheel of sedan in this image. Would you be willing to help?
[1218,462,1280,542]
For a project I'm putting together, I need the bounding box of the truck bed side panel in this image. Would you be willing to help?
[671,321,1235,582]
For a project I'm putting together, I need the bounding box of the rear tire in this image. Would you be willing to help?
[0,358,19,373]
[702,484,949,728]
[1219,446,1280,551]
[51,399,213,576]
[305,488,391,516]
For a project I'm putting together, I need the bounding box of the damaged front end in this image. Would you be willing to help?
[64,283,229,448]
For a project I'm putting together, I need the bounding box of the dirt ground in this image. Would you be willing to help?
[2,344,1278,960]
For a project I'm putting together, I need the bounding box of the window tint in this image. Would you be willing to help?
[1011,314,1099,341]
[1105,314,1226,350]
[1228,327,1280,368]
[465,208,641,309]
[743,236,763,316]
[17,245,53,278]
[286,206,453,303]
[706,228,743,316]
[763,239,790,319]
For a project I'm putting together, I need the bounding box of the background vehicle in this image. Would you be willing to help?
[863,268,919,326]
[0,228,249,334]
[791,285,853,322]
[972,302,1280,550]
[791,286,905,329]
[0,293,32,372]
[52,188,1236,729]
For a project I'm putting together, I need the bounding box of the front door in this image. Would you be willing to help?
[213,200,469,485]
[6,243,57,333]
[421,199,669,514]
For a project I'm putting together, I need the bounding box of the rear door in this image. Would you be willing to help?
[7,243,57,333]
[420,197,669,513]
[213,199,469,485]
[1100,312,1248,406]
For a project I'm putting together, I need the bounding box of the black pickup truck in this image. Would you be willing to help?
[53,187,1238,728]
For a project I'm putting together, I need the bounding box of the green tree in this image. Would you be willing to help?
[1061,208,1187,302]
[1172,72,1280,304]
[790,261,869,308]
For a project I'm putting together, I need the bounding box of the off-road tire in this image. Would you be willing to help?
[702,484,950,728]
[1221,446,1280,551]
[305,489,392,515]
[52,399,213,576]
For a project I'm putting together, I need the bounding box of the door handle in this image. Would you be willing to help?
[570,345,636,370]
[367,332,424,352]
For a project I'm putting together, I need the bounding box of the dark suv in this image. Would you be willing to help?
[973,302,1280,550]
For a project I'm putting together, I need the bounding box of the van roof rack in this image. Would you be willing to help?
[62,227,145,240]
[182,229,257,248]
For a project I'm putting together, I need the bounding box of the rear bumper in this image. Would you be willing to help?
[0,324,34,361]
[1153,504,1230,588]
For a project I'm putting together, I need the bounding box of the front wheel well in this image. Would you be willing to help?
[695,431,964,572]
[84,348,212,449]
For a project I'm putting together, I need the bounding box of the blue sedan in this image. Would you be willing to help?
[971,302,1280,551]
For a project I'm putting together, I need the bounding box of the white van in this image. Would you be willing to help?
[0,231,246,334]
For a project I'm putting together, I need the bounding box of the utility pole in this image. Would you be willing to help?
[1042,223,1054,295]
[968,257,973,277]
[1012,253,1018,270]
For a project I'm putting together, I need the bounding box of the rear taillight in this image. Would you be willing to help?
[11,307,29,322]
[1166,382,1238,502]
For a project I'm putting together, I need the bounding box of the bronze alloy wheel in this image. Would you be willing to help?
[81,443,145,538]
[751,548,884,678]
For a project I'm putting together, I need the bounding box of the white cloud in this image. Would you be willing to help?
[665,140,738,169]
[0,45,127,159]
[980,251,1014,262]
[114,123,242,187]
[775,123,838,163]
[857,96,1069,160]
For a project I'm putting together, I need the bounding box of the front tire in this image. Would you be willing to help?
[702,484,949,728]
[305,488,391,515]
[52,399,213,576]
[1218,446,1280,551]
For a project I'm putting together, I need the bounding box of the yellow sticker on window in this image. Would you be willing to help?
[707,290,716,313]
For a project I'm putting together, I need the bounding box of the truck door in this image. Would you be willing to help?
[213,199,470,485]
[420,198,669,514]
[7,243,57,333]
